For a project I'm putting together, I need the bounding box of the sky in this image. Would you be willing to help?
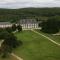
[0,0,60,9]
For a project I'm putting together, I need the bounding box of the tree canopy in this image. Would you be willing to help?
[0,8,60,22]
[41,16,60,34]
[0,29,22,58]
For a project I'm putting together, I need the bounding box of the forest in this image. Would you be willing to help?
[0,8,60,22]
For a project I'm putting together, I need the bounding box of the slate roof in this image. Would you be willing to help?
[19,19,38,24]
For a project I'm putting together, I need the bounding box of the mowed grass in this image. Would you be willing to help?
[14,30,60,60]
[36,29,60,44]
[46,35,60,44]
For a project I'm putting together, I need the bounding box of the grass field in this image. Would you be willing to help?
[36,30,60,44]
[13,30,60,60]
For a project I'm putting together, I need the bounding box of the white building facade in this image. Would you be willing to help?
[0,22,12,28]
[19,19,39,29]
[0,19,41,29]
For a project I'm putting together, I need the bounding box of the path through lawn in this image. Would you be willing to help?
[32,30,60,46]
[14,30,60,60]
[11,53,23,60]
[0,40,23,60]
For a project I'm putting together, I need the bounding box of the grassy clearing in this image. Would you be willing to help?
[14,30,60,60]
[36,29,60,44]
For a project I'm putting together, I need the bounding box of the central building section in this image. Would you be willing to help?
[19,19,39,29]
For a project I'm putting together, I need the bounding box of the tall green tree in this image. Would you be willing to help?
[12,24,16,31]
[41,16,59,33]
[0,30,22,58]
[17,24,22,32]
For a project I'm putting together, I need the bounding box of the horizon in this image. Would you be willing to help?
[0,7,60,9]
[0,0,60,9]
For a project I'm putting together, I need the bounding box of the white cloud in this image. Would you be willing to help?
[0,0,60,8]
[33,0,54,3]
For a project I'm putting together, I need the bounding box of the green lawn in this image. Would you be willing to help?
[36,30,60,44]
[46,35,60,44]
[14,30,60,60]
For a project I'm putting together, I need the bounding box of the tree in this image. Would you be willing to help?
[12,24,16,31]
[5,27,12,33]
[3,33,20,48]
[0,30,22,58]
[17,24,22,32]
[0,30,11,39]
[41,16,59,34]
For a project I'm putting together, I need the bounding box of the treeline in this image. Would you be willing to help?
[40,16,60,34]
[0,8,60,22]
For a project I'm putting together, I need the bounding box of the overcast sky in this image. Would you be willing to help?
[0,0,60,9]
